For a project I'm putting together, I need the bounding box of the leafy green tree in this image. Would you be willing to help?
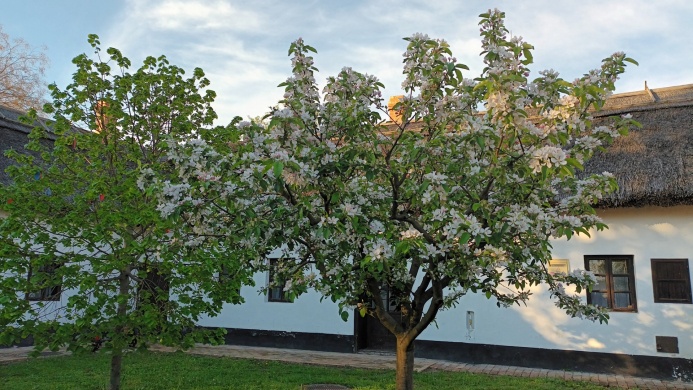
[154,10,638,390]
[0,35,249,390]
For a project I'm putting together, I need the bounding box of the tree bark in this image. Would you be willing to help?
[110,350,123,390]
[395,334,415,390]
[110,270,129,390]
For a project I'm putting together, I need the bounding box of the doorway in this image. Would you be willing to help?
[355,286,401,351]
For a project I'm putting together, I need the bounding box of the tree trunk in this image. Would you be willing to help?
[395,334,415,390]
[110,270,130,390]
[110,350,123,390]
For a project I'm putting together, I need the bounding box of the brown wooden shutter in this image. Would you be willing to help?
[651,259,692,304]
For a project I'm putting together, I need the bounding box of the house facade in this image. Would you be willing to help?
[197,84,693,381]
[2,85,692,381]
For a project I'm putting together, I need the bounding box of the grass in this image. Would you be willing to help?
[0,351,609,389]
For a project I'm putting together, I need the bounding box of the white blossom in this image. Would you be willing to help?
[529,146,567,173]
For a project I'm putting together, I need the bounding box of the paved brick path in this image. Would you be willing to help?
[2,344,692,389]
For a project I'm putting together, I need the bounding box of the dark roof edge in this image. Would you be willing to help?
[0,104,58,140]
[593,100,693,118]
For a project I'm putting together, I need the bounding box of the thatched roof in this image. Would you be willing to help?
[0,104,56,186]
[384,84,693,208]
[586,85,693,208]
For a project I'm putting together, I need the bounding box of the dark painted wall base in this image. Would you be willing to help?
[211,327,692,382]
[0,335,34,349]
[414,339,693,382]
[206,327,355,354]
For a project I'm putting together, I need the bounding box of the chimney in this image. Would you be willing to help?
[388,95,404,123]
[644,81,658,103]
[94,100,110,133]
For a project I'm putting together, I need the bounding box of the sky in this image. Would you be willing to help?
[3,0,693,125]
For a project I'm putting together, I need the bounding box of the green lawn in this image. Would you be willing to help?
[0,351,608,389]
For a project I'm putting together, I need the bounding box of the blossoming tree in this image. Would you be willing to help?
[0,36,251,390]
[154,10,636,390]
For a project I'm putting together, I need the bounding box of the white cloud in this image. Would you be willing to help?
[92,0,693,123]
[146,0,261,31]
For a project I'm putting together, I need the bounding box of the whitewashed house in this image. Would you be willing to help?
[198,84,693,382]
[2,84,692,381]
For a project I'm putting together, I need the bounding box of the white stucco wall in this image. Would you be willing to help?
[198,205,693,358]
[419,205,693,359]
[197,270,353,335]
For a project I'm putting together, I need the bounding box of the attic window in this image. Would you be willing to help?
[651,259,692,304]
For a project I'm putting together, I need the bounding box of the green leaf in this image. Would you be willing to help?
[522,48,533,63]
[566,158,584,170]
[476,135,485,150]
[395,240,411,255]
[272,161,284,178]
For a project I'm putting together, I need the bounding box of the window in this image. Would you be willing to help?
[267,259,291,303]
[584,255,637,312]
[370,284,401,312]
[26,264,62,301]
[651,259,692,304]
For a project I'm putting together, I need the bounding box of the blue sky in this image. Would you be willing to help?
[3,0,693,124]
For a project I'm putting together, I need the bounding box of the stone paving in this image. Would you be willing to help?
[2,343,692,389]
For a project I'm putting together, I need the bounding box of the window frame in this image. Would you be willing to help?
[267,258,291,303]
[651,259,692,304]
[368,284,402,313]
[26,264,62,301]
[584,255,637,312]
